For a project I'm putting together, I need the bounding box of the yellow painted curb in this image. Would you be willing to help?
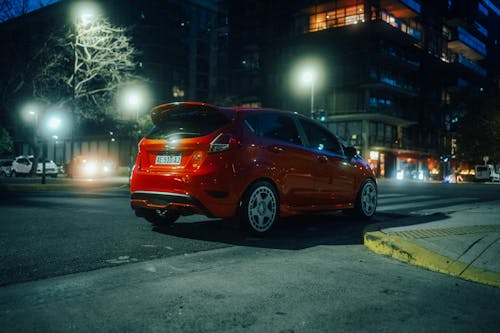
[364,231,500,288]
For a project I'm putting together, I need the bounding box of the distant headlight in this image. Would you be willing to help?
[83,161,98,176]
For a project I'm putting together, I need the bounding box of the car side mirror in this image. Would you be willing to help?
[344,146,357,159]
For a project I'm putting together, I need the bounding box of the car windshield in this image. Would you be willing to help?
[146,108,230,140]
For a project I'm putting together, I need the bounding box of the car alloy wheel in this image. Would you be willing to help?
[241,181,278,234]
[357,179,377,218]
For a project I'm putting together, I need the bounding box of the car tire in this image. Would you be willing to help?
[143,209,180,225]
[353,179,377,219]
[239,181,279,234]
[11,170,17,177]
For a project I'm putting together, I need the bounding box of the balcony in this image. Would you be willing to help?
[482,0,500,16]
[380,10,421,41]
[365,69,419,96]
[456,54,486,77]
[448,26,486,61]
[379,0,421,18]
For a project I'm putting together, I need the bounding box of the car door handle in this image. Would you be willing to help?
[317,155,328,163]
[268,145,284,153]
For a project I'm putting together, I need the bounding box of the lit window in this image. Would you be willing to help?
[308,4,365,32]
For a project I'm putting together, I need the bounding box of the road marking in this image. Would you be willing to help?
[105,256,139,264]
[378,197,479,212]
[378,195,437,205]
[378,193,405,198]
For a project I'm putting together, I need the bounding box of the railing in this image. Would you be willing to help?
[457,54,487,77]
[456,26,486,56]
[399,0,421,14]
[369,70,420,94]
[380,10,421,40]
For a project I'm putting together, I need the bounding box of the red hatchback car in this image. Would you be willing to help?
[130,102,377,234]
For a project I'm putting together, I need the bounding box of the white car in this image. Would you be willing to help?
[11,155,58,177]
[475,164,500,182]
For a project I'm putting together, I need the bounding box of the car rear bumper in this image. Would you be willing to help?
[130,171,241,218]
[130,191,213,216]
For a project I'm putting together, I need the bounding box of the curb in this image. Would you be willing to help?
[0,182,129,192]
[363,230,500,288]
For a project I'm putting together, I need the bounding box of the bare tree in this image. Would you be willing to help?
[30,14,140,122]
[69,15,138,120]
[0,9,140,173]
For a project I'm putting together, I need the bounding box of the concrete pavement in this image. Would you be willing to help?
[364,200,500,287]
[2,174,499,287]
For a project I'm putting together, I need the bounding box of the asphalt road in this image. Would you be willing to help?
[0,180,499,331]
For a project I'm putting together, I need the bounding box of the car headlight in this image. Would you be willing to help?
[83,161,98,176]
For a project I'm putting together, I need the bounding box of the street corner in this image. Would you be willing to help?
[363,228,500,288]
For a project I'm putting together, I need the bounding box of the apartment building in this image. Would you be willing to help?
[229,0,499,178]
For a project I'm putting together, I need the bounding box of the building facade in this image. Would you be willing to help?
[229,0,499,179]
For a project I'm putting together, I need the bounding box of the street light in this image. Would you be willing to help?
[292,58,323,119]
[302,70,315,119]
[22,103,65,184]
[119,84,150,172]
[70,1,99,161]
[120,85,150,122]
[125,92,141,122]
[41,113,63,184]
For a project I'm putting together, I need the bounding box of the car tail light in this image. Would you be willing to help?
[208,133,236,153]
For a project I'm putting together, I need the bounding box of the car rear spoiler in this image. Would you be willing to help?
[150,102,221,126]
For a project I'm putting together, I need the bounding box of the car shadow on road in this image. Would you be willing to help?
[151,212,451,250]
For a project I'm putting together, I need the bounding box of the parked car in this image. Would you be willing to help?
[0,159,13,177]
[66,155,117,178]
[130,102,377,234]
[11,155,58,177]
[475,164,500,182]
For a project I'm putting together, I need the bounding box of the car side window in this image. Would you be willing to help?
[299,119,343,155]
[256,114,301,145]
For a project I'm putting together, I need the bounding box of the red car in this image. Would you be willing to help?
[130,102,377,234]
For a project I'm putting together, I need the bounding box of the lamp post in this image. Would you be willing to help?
[23,104,64,184]
[121,86,148,173]
[71,2,97,162]
[126,92,141,122]
[23,103,41,177]
[302,70,315,119]
[41,115,62,184]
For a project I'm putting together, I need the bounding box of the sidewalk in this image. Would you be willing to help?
[364,200,500,287]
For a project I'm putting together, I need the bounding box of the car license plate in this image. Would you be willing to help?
[155,153,182,165]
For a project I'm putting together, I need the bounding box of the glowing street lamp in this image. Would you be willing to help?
[70,1,99,160]
[302,70,315,119]
[120,85,149,122]
[47,116,62,131]
[125,91,142,121]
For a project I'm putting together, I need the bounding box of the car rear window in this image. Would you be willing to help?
[147,107,230,140]
[244,113,301,145]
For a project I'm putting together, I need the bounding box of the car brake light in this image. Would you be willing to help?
[209,133,235,153]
